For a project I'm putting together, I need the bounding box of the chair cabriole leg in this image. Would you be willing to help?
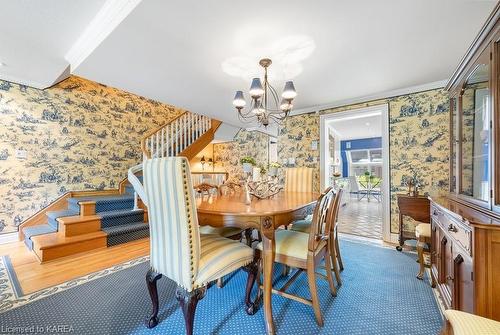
[145,269,162,329]
[175,285,207,335]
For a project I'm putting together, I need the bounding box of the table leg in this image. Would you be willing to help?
[396,213,403,251]
[262,223,276,335]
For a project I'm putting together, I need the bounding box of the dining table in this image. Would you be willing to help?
[196,191,319,335]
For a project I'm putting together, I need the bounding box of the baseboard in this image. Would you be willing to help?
[0,232,19,245]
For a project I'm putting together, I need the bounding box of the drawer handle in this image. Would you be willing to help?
[448,224,458,233]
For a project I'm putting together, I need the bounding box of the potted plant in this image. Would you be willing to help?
[259,164,267,177]
[268,162,281,176]
[240,156,256,173]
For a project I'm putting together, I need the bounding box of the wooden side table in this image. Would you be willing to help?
[396,194,430,251]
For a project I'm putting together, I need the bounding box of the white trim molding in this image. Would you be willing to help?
[66,0,143,71]
[0,232,19,245]
[292,80,447,116]
[320,104,391,243]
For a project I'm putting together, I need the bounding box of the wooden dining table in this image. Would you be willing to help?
[196,191,319,335]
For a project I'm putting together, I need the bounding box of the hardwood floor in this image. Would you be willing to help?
[0,238,150,295]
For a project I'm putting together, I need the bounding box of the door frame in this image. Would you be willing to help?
[320,104,391,242]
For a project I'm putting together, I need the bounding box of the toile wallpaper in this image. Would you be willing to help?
[0,76,187,234]
[386,89,450,232]
[213,129,269,183]
[277,113,321,193]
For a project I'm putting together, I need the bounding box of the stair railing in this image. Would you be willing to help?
[141,112,212,160]
[131,112,213,209]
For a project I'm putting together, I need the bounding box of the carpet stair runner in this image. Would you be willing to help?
[22,193,149,262]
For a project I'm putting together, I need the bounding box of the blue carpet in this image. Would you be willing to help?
[1,256,23,297]
[0,240,442,334]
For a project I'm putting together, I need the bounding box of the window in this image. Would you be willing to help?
[346,148,383,177]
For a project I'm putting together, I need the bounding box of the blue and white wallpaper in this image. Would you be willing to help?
[0,76,187,234]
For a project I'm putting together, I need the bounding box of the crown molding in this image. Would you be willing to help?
[290,79,448,116]
[65,0,142,70]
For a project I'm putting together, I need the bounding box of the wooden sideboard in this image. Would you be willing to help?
[430,197,500,320]
[434,3,500,321]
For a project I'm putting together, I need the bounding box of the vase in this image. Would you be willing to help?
[242,163,253,173]
[244,183,252,205]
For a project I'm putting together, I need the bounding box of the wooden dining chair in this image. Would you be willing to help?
[285,167,314,193]
[255,188,337,326]
[219,181,243,196]
[194,182,219,196]
[137,157,255,335]
[291,188,344,283]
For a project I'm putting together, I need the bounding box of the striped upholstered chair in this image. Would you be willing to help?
[134,157,254,335]
[442,310,500,334]
[285,167,314,193]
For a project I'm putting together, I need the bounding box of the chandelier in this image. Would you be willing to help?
[232,58,297,127]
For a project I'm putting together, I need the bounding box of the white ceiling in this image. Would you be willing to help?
[328,114,382,140]
[0,0,105,87]
[0,0,497,129]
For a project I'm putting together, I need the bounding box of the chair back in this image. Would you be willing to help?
[307,187,335,252]
[285,167,314,193]
[328,188,343,235]
[219,181,242,196]
[143,157,200,291]
[348,176,359,192]
[194,183,219,196]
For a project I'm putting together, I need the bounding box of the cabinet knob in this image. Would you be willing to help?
[446,275,454,281]
[448,224,458,233]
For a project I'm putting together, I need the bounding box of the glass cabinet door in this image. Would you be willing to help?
[450,97,458,193]
[460,62,491,203]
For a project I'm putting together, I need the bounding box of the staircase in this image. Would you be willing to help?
[19,112,221,262]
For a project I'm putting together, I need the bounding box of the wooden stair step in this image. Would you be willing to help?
[79,201,96,216]
[31,231,107,262]
[57,215,101,237]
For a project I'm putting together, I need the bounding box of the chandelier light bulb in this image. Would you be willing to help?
[233,91,246,108]
[249,78,264,98]
[280,99,292,111]
[251,107,261,114]
[282,81,297,99]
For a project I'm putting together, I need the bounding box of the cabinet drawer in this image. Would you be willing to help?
[444,216,472,256]
[431,204,472,256]
[431,204,447,228]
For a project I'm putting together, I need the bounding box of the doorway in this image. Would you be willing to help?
[320,105,390,241]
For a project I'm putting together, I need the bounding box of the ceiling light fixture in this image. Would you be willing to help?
[232,58,296,127]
